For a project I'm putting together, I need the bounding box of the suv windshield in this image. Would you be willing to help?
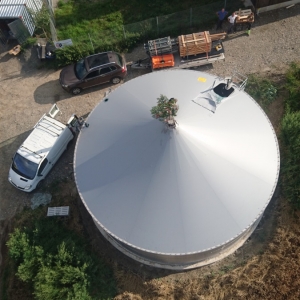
[12,153,38,180]
[75,59,88,80]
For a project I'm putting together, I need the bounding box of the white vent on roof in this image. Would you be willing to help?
[48,104,60,119]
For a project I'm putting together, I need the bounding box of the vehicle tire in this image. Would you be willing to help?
[111,77,121,84]
[71,87,82,95]
[36,180,44,190]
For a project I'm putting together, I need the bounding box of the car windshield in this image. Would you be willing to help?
[74,59,88,80]
[12,153,38,180]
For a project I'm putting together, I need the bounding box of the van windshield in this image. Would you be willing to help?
[75,59,88,80]
[12,153,38,180]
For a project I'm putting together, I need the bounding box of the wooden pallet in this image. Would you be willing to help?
[235,8,252,16]
[8,45,21,55]
[210,32,227,41]
[47,206,70,217]
[235,9,254,24]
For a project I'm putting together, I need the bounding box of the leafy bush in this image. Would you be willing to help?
[285,62,300,113]
[7,218,116,300]
[280,62,300,208]
[281,112,300,148]
[281,112,300,208]
[54,33,142,67]
[20,37,38,52]
[245,74,277,108]
[55,44,93,67]
[29,4,52,39]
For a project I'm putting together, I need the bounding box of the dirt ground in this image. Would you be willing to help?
[0,5,300,299]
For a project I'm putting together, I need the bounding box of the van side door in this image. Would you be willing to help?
[51,131,72,166]
[37,158,51,177]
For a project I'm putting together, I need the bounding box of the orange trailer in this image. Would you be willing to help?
[151,54,175,69]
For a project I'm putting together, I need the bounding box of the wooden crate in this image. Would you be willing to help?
[178,31,212,57]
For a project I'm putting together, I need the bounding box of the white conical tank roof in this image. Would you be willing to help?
[74,69,279,256]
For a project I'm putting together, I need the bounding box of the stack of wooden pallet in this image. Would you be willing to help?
[178,31,226,57]
[235,9,254,24]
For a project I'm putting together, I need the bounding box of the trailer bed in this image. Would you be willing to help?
[152,40,224,70]
[174,41,224,68]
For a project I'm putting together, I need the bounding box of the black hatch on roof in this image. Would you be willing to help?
[87,53,110,69]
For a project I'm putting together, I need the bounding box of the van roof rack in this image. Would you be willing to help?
[20,145,44,158]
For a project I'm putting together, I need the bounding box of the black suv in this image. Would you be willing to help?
[59,51,127,95]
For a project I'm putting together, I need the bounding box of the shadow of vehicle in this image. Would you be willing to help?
[0,131,33,220]
[34,79,73,104]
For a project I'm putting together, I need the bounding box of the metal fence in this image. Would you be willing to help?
[123,0,242,42]
[51,0,244,53]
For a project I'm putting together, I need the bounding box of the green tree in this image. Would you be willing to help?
[151,94,179,123]
[29,4,51,39]
[7,219,116,299]
[285,62,300,112]
[33,243,91,300]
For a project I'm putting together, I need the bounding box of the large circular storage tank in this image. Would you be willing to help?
[74,70,280,270]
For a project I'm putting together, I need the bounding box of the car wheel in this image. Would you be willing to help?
[111,77,121,84]
[71,87,82,95]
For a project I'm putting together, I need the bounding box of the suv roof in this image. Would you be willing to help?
[87,53,110,69]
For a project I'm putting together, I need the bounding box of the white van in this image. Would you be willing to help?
[8,104,77,192]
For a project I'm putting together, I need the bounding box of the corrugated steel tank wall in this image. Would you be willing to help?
[93,215,262,270]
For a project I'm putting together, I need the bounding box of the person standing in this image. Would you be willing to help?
[245,12,254,36]
[227,12,237,34]
[216,8,228,30]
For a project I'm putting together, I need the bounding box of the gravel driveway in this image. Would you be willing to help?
[0,5,299,220]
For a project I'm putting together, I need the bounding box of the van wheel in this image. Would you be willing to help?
[111,77,121,84]
[36,180,44,190]
[71,87,82,95]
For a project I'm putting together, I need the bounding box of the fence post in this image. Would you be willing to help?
[122,25,127,39]
[190,7,192,27]
[156,16,159,37]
